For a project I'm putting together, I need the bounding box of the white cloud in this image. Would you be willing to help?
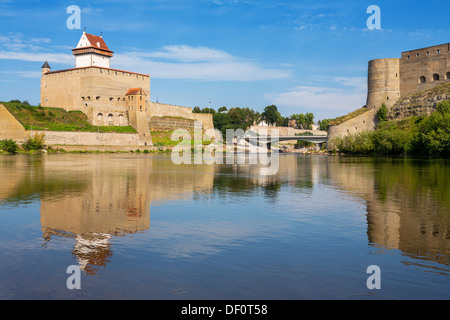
[264,77,367,119]
[0,51,73,65]
[0,36,290,82]
[114,45,291,81]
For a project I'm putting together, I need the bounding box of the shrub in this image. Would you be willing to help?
[377,103,388,123]
[23,132,46,151]
[0,139,19,154]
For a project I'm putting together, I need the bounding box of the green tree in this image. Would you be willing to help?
[417,100,450,155]
[305,112,314,130]
[318,119,332,131]
[262,105,281,126]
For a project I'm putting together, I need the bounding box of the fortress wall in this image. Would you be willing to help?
[366,58,401,109]
[400,43,450,98]
[30,130,140,146]
[191,113,214,131]
[149,117,195,132]
[149,102,193,119]
[79,67,150,109]
[42,67,150,114]
[0,104,27,142]
[41,69,81,111]
[326,108,378,149]
[249,126,295,136]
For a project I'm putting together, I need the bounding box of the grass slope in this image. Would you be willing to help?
[1,101,137,134]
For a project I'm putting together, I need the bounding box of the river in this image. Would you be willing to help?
[0,153,448,299]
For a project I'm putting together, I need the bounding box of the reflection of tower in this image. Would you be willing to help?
[40,158,151,274]
[37,155,215,274]
[73,233,112,275]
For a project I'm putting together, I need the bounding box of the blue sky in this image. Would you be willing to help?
[0,0,448,121]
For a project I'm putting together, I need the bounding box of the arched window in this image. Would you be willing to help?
[433,73,440,81]
[446,72,450,80]
[97,113,103,124]
[118,114,124,126]
[419,76,426,83]
[108,114,114,125]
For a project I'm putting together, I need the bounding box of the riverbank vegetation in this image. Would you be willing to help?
[331,101,450,156]
[2,100,137,133]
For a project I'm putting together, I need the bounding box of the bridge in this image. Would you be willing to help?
[242,134,328,150]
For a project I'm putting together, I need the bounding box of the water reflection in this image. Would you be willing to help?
[327,157,450,270]
[0,154,449,277]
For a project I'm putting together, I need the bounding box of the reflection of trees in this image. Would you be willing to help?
[330,157,450,268]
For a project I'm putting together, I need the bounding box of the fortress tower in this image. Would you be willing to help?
[73,31,113,68]
[366,58,401,109]
[366,42,450,110]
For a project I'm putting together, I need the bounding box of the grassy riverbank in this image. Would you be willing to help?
[1,101,137,133]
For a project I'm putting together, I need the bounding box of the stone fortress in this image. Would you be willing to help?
[40,31,214,146]
[328,42,450,143]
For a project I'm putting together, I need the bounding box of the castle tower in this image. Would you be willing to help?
[126,88,152,146]
[72,31,113,68]
[42,61,51,76]
[366,58,401,110]
[40,61,51,105]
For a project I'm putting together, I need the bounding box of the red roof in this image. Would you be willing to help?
[83,33,112,53]
[125,88,146,96]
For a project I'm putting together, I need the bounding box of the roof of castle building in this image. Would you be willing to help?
[125,88,146,96]
[85,33,111,51]
[42,61,51,69]
[73,32,113,53]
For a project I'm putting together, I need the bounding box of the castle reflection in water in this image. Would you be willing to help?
[0,154,448,275]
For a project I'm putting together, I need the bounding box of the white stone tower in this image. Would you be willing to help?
[72,31,113,68]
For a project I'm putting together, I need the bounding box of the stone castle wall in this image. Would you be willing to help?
[326,109,378,149]
[30,130,140,146]
[41,66,150,126]
[0,104,27,142]
[400,43,450,98]
[149,102,214,131]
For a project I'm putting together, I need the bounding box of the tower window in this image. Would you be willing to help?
[433,74,440,81]
[446,72,450,80]
[419,76,426,83]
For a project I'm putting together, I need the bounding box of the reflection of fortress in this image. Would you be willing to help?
[327,159,450,268]
[0,155,215,274]
[0,155,448,274]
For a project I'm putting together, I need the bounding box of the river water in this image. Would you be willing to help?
[0,153,448,300]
